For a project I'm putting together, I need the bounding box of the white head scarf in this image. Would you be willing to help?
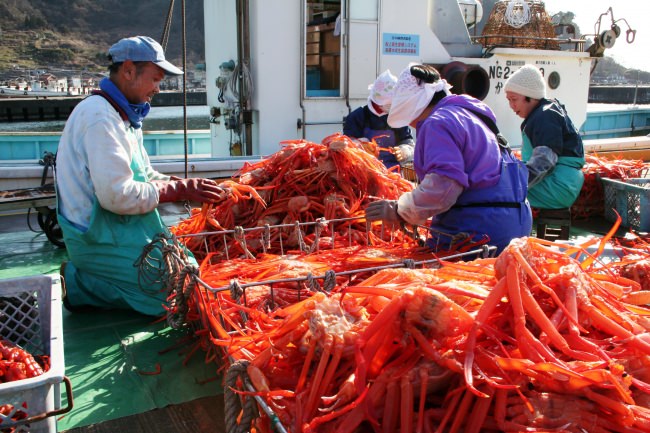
[387,63,452,128]
[367,70,397,117]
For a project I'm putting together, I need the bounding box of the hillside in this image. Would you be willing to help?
[0,0,204,74]
[0,1,646,84]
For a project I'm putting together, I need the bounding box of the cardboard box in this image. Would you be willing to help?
[306,29,320,43]
[322,30,340,54]
[320,54,340,89]
[306,54,320,67]
[306,42,320,55]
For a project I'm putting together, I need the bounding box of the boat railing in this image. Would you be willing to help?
[471,35,587,52]
[0,130,212,162]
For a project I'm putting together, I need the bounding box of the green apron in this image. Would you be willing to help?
[521,134,585,209]
[57,129,189,316]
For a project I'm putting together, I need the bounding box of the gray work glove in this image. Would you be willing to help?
[365,200,402,224]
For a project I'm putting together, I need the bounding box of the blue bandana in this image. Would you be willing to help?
[99,77,151,129]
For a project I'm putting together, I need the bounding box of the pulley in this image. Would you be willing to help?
[598,29,617,49]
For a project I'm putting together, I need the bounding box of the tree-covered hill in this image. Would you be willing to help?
[0,0,204,74]
[0,1,646,83]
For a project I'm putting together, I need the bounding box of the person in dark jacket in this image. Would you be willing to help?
[343,70,414,169]
[504,64,585,209]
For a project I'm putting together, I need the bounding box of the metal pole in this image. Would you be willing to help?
[242,0,252,155]
[299,0,306,139]
[182,0,189,178]
[633,70,639,106]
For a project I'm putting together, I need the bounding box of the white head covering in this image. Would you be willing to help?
[387,63,452,128]
[367,70,397,116]
[504,64,546,100]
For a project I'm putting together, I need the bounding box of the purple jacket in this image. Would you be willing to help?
[414,95,501,190]
[413,95,531,253]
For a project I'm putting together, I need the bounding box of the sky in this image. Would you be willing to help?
[541,1,649,72]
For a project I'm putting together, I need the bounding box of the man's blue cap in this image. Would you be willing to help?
[108,36,183,76]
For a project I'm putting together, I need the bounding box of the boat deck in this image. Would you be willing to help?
[0,211,227,433]
[0,209,628,433]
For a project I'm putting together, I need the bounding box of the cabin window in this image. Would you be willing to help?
[350,0,377,20]
[306,0,341,97]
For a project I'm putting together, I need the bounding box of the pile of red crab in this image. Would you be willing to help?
[167,134,650,432]
[170,133,415,261]
[0,338,50,431]
[0,338,48,384]
[198,221,650,433]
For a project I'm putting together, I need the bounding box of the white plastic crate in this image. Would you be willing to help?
[602,177,650,233]
[0,275,72,433]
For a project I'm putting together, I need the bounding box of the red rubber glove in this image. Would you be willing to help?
[152,178,228,204]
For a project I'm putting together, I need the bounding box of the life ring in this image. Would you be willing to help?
[0,89,4,93]
[24,91,28,95]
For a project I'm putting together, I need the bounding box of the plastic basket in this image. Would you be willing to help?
[0,275,73,433]
[602,177,650,233]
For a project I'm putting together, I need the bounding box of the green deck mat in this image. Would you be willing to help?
[0,215,223,431]
[0,229,67,280]
[58,308,222,431]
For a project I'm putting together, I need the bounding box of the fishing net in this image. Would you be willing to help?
[479,0,559,49]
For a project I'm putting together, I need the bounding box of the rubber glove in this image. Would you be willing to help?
[393,143,414,163]
[152,178,228,204]
[365,200,402,224]
[526,146,558,187]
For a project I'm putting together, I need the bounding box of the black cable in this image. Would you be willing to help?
[26,208,40,233]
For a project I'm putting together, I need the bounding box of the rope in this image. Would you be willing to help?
[234,226,255,259]
[403,259,416,269]
[224,360,257,433]
[229,280,244,302]
[309,218,328,253]
[167,263,199,329]
[223,61,254,108]
[480,244,494,258]
[135,233,198,329]
[293,221,309,253]
[229,280,249,324]
[322,270,337,292]
[135,232,188,293]
[262,224,271,252]
[160,0,175,50]
[306,273,321,293]
[504,0,531,29]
